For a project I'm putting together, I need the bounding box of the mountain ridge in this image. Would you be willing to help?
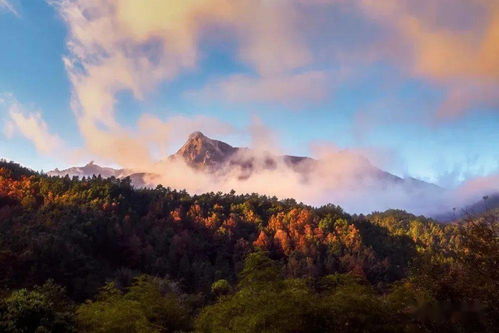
[49,131,438,187]
[48,161,127,179]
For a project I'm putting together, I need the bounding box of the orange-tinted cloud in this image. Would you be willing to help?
[358,0,499,117]
[53,0,315,166]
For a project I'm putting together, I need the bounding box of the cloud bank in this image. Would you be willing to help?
[134,132,495,216]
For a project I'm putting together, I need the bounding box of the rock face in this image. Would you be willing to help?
[172,131,239,169]
[171,131,314,175]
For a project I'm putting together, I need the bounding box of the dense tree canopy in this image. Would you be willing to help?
[0,160,497,332]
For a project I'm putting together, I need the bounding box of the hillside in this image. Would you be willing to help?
[0,159,497,332]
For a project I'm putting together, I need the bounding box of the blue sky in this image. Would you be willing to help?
[0,0,498,188]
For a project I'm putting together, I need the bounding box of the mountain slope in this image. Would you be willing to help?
[436,192,499,221]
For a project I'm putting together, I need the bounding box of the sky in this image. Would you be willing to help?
[0,0,498,191]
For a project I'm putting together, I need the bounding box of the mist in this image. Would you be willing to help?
[118,130,493,217]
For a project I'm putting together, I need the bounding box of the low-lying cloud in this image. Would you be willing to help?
[4,95,497,216]
[134,134,494,216]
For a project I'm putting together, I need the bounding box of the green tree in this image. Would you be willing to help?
[76,275,190,333]
[0,280,75,333]
[196,252,325,332]
[411,213,499,332]
[211,280,231,298]
[317,274,395,332]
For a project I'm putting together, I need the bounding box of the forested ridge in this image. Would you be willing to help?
[0,160,497,332]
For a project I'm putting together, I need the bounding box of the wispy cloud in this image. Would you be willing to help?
[1,95,64,156]
[0,0,19,16]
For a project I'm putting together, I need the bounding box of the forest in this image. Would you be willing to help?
[0,159,497,332]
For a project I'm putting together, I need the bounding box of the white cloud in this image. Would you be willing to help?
[1,96,64,156]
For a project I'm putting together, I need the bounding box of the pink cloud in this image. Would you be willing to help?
[357,0,499,117]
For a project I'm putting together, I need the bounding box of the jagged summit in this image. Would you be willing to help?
[188,131,206,139]
[173,131,238,169]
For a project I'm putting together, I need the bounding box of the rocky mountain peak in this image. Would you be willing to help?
[188,131,206,140]
[174,132,238,169]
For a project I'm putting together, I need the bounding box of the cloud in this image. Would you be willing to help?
[1,96,64,156]
[452,173,499,206]
[135,136,451,216]
[127,116,497,216]
[0,0,19,16]
[436,81,499,118]
[135,130,497,216]
[357,0,499,117]
[29,0,496,216]
[247,117,280,153]
[3,93,495,216]
[53,0,499,160]
[51,0,319,166]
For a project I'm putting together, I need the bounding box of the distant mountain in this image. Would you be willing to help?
[469,193,499,214]
[48,131,439,193]
[48,161,125,178]
[47,162,151,187]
